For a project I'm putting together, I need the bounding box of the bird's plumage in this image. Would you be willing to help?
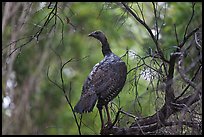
[74,30,127,114]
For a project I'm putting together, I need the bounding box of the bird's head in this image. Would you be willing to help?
[88,30,107,43]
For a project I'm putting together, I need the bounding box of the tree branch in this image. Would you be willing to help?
[102,89,201,135]
[121,2,169,64]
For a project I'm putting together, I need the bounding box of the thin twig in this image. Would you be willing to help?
[183,3,195,40]
[175,64,201,100]
[177,53,197,90]
[152,2,159,41]
[179,25,201,48]
[121,2,169,64]
[109,108,122,129]
[47,47,82,135]
[174,24,180,46]
[60,59,82,135]
[47,66,63,90]
[120,109,137,119]
[136,2,145,23]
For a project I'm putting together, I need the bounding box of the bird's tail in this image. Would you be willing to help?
[74,92,97,114]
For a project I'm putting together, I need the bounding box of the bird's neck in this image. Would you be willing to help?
[101,38,112,56]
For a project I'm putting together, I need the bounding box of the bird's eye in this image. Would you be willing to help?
[95,32,99,34]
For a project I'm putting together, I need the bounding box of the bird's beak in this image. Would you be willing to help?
[88,32,94,37]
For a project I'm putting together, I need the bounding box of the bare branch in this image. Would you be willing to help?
[136,2,145,23]
[175,65,202,100]
[183,3,196,40]
[179,25,201,48]
[60,59,82,135]
[177,53,198,90]
[174,24,180,46]
[121,2,169,64]
[152,2,159,41]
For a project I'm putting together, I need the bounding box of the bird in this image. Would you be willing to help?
[74,30,127,130]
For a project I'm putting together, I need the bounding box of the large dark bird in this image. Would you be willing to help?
[74,30,127,129]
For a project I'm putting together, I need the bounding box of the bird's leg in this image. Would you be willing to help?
[105,104,112,126]
[97,105,105,129]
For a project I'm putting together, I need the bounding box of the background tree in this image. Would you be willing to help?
[2,2,202,135]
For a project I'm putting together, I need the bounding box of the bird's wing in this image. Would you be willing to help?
[82,60,127,103]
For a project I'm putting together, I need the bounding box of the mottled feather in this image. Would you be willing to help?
[74,30,127,114]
